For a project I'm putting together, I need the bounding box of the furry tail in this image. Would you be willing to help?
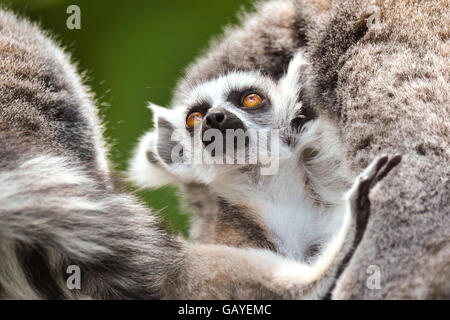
[0,9,181,299]
[0,154,182,299]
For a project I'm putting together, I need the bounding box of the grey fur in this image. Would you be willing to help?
[0,7,394,300]
[2,0,448,299]
[0,9,180,299]
[172,0,449,299]
[313,0,450,299]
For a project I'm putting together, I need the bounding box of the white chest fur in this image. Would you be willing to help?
[261,198,345,262]
[257,164,346,263]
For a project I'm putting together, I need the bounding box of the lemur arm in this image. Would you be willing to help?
[312,155,402,298]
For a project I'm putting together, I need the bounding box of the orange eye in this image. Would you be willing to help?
[242,93,263,108]
[186,112,203,128]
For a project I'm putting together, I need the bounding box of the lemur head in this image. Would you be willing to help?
[129,52,320,190]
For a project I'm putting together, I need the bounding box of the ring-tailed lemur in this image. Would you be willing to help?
[0,9,400,299]
[172,0,449,299]
[129,51,402,298]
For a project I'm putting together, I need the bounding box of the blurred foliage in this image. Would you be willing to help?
[1,0,251,236]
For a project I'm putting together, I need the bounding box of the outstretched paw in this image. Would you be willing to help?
[350,154,402,245]
[333,154,402,288]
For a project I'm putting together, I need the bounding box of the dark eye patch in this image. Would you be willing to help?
[185,102,211,133]
[226,88,271,111]
[186,102,211,119]
[225,88,272,127]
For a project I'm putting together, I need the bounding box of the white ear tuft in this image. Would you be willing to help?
[284,51,309,84]
[147,102,179,127]
[127,131,178,189]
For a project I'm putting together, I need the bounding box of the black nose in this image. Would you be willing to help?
[201,111,246,149]
[204,112,245,132]
[205,112,226,129]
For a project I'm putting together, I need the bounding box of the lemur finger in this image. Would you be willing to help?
[355,155,389,209]
[362,155,389,182]
[372,154,402,185]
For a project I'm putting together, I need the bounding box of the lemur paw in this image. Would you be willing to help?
[349,154,402,245]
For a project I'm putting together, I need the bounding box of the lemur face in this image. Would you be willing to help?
[185,72,272,143]
[129,52,315,186]
[183,71,279,160]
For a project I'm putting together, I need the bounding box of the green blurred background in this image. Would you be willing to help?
[1,0,251,236]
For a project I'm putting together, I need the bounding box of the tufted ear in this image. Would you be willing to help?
[148,103,184,166]
[279,50,309,91]
[285,52,320,133]
[275,51,317,136]
[128,103,182,189]
[128,103,204,189]
[128,129,179,189]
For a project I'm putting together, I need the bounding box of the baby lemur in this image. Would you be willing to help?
[129,52,401,298]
